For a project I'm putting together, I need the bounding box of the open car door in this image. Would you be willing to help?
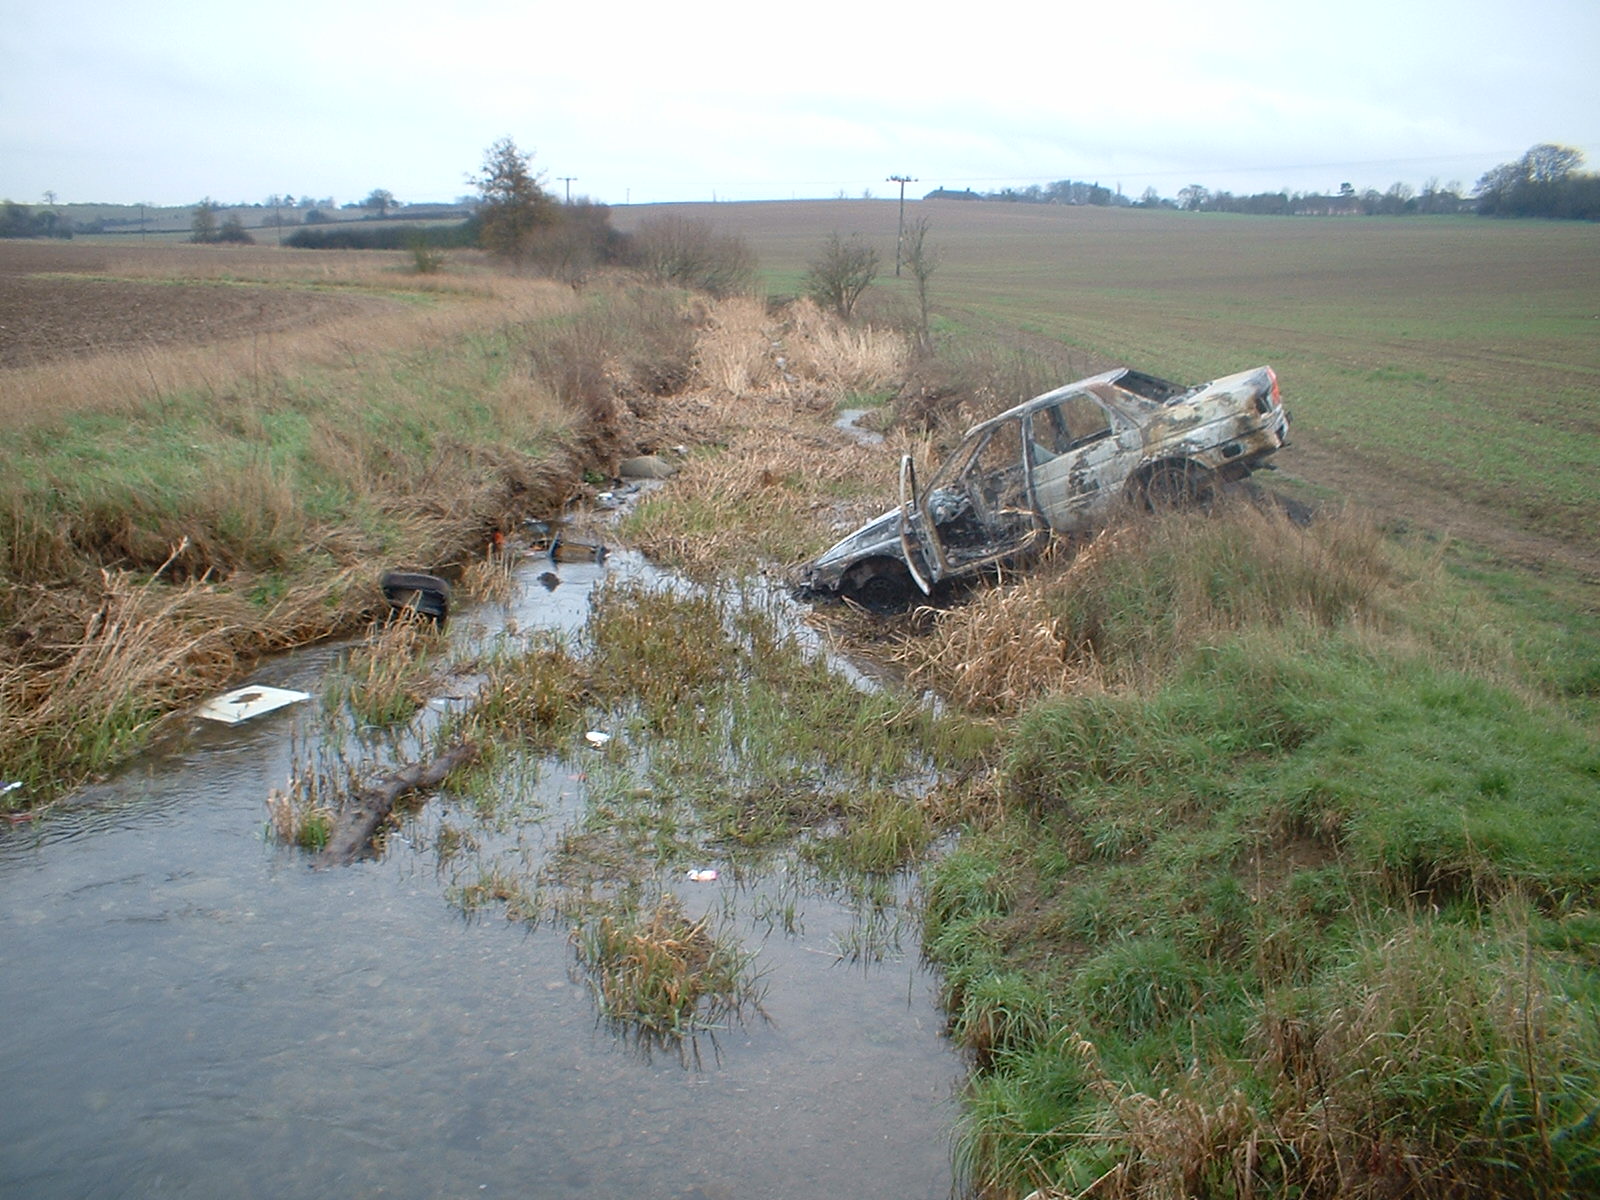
[898,455,940,594]
[898,414,1046,594]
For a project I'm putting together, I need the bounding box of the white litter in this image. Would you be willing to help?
[686,868,719,883]
[1,781,21,797]
[196,685,312,725]
[584,730,611,747]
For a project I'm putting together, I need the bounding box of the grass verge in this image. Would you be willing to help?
[914,506,1600,1198]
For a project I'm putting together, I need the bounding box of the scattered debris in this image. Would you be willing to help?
[686,868,719,883]
[380,570,452,623]
[619,454,679,481]
[551,534,608,564]
[315,741,479,867]
[522,519,555,552]
[197,685,312,725]
[584,731,611,748]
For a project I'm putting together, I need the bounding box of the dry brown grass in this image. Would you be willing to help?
[621,293,914,575]
[1,547,249,784]
[685,294,907,398]
[890,503,1394,715]
[887,537,1123,716]
[772,296,906,391]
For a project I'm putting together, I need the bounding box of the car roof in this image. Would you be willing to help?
[962,367,1132,437]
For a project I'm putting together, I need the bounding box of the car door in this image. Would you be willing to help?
[900,414,1045,590]
[1025,391,1141,533]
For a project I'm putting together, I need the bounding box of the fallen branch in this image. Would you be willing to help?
[316,741,478,867]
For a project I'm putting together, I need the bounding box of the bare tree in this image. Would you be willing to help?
[803,232,878,319]
[900,216,940,352]
[190,197,220,243]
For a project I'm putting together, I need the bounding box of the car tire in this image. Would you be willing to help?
[1143,461,1215,511]
[843,560,916,615]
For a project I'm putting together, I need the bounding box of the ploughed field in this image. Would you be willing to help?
[0,241,397,367]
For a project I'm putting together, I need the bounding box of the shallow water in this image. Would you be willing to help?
[0,550,962,1199]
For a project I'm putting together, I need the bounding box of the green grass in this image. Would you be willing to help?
[914,508,1600,1197]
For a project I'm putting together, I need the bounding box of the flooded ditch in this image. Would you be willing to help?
[0,539,964,1199]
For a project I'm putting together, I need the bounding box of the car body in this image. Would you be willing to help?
[800,365,1290,611]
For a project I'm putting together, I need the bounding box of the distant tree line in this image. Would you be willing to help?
[1472,144,1600,219]
[285,222,480,251]
[0,201,72,238]
[924,144,1598,221]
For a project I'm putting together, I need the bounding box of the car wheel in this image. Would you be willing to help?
[843,560,916,615]
[1143,462,1214,511]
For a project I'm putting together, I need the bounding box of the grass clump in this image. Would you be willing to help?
[264,742,343,851]
[324,616,444,730]
[572,892,764,1037]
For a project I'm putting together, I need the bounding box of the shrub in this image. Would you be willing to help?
[628,214,756,297]
[804,231,878,319]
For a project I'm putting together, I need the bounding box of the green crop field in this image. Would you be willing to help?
[616,200,1600,560]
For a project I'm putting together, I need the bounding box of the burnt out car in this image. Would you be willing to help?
[800,365,1289,612]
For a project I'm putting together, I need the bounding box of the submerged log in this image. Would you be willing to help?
[316,741,478,867]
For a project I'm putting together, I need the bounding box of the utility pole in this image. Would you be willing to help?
[558,177,576,204]
[887,174,916,275]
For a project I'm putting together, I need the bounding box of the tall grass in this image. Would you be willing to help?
[892,502,1393,714]
[618,295,913,576]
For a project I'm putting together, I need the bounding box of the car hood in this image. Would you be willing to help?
[804,507,901,581]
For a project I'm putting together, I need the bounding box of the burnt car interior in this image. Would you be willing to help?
[931,418,1042,567]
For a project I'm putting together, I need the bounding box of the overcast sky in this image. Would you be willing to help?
[4,0,1596,208]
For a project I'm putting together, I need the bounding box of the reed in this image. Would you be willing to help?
[325,616,443,730]
[571,892,765,1036]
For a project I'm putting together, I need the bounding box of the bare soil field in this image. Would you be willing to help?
[0,242,399,368]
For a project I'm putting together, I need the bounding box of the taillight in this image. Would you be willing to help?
[1256,367,1281,415]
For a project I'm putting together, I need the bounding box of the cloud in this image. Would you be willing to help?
[2,0,1596,205]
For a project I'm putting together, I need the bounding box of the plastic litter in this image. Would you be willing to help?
[197,685,312,725]
[686,868,719,883]
[1,781,21,797]
[584,731,611,747]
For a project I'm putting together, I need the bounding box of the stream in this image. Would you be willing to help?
[0,547,962,1199]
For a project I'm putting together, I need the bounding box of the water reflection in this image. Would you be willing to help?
[0,545,961,1200]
